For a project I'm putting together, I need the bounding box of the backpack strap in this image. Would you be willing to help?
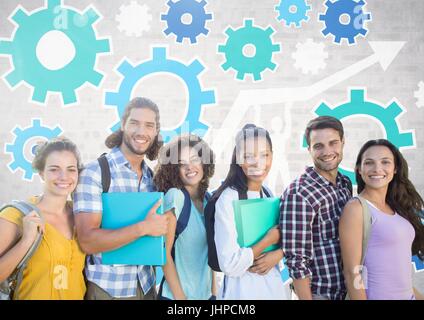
[97,153,110,193]
[205,192,211,201]
[174,188,192,244]
[158,188,192,298]
[0,201,43,299]
[345,196,372,301]
[262,187,271,198]
[356,196,372,266]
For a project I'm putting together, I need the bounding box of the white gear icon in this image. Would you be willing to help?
[414,81,424,108]
[116,1,152,37]
[292,38,328,75]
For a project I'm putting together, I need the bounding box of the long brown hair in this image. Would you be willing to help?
[105,97,163,160]
[154,134,215,200]
[355,139,424,260]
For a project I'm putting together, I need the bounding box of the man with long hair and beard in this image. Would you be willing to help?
[280,116,352,300]
[73,97,169,300]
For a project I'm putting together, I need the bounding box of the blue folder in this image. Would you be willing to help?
[101,192,166,266]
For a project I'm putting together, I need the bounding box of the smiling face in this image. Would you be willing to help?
[178,146,204,189]
[40,150,79,197]
[121,107,158,156]
[358,145,396,191]
[308,128,344,176]
[239,136,273,185]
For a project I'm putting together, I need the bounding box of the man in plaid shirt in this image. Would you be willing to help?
[73,97,168,300]
[280,116,352,300]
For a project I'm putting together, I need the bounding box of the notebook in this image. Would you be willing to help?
[101,192,166,266]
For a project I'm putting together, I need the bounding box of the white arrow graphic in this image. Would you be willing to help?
[204,41,406,159]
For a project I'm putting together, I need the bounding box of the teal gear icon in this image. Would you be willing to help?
[303,89,415,184]
[0,0,110,105]
[275,0,311,28]
[5,119,63,180]
[105,47,215,143]
[218,19,281,81]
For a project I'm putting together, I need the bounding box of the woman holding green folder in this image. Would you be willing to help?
[212,124,291,300]
[154,134,216,300]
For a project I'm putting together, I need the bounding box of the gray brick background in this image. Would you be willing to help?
[0,0,423,295]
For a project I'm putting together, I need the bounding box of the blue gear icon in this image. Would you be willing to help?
[105,47,215,143]
[303,89,415,184]
[0,0,110,105]
[218,19,281,81]
[161,0,212,44]
[319,0,371,45]
[5,119,63,181]
[275,0,311,28]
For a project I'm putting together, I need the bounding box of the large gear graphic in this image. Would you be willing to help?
[303,89,415,184]
[116,1,152,37]
[4,119,63,181]
[292,38,328,74]
[105,47,215,143]
[414,81,424,108]
[161,0,212,44]
[275,0,311,28]
[319,0,371,45]
[0,0,110,105]
[218,19,281,81]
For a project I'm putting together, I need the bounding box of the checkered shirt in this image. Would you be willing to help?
[280,166,352,300]
[73,147,156,298]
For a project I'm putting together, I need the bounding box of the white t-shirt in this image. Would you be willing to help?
[214,187,291,300]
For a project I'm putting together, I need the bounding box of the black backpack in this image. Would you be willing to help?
[158,188,211,297]
[97,153,154,193]
[204,187,271,272]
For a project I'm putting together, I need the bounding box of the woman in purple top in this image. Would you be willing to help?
[339,139,424,300]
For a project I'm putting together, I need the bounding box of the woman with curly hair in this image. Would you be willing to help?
[339,139,424,300]
[154,134,216,300]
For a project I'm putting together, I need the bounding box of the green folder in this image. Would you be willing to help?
[233,197,280,253]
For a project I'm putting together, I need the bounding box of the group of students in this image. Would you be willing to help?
[0,97,423,300]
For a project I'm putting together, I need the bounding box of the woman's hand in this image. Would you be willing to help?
[21,211,44,245]
[249,249,284,275]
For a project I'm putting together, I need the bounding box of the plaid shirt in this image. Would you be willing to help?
[73,147,156,298]
[280,166,352,300]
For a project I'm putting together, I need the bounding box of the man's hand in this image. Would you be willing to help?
[139,200,169,237]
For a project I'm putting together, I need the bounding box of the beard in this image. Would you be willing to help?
[315,161,339,172]
[123,132,153,156]
[314,154,342,173]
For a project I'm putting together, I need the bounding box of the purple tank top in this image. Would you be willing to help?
[363,200,416,300]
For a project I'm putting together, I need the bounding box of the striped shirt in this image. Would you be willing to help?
[73,147,156,298]
[279,166,352,300]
